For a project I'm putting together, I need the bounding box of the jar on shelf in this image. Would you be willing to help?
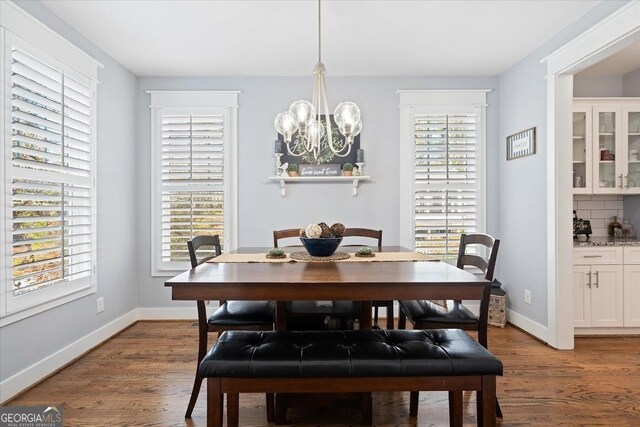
[608,216,621,237]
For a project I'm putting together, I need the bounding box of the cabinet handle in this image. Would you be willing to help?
[583,255,602,258]
[624,174,629,189]
[594,271,599,288]
[619,174,624,189]
[587,271,592,288]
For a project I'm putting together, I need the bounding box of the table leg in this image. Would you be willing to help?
[276,301,287,331]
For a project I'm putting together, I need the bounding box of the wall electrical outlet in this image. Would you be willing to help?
[524,290,532,305]
[96,297,104,313]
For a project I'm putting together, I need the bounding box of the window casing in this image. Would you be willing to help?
[399,90,488,259]
[1,2,99,325]
[149,92,238,275]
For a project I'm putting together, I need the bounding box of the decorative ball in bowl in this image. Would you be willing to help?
[299,237,343,257]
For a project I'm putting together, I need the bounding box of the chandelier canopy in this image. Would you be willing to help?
[274,0,362,161]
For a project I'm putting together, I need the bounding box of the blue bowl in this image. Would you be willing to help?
[299,237,343,257]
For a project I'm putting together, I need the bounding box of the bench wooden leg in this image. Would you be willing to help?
[478,376,496,427]
[275,393,288,425]
[227,392,239,427]
[448,391,462,427]
[266,393,275,422]
[409,391,419,416]
[207,378,223,427]
[360,392,373,425]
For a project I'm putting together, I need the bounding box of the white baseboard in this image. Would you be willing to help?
[0,309,137,403]
[575,327,640,336]
[506,309,549,343]
[136,307,198,320]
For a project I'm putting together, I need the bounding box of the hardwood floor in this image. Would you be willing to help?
[7,321,640,426]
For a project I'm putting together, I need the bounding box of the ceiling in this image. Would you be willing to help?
[41,0,600,77]
[577,41,640,76]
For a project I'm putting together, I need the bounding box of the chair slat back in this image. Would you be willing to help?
[342,228,383,249]
[456,233,500,281]
[187,235,222,268]
[274,227,383,249]
[273,228,302,248]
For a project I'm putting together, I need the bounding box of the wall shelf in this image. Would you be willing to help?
[269,176,371,197]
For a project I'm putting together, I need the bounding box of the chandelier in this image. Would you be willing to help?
[274,0,362,161]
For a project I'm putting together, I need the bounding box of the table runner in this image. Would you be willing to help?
[206,251,437,264]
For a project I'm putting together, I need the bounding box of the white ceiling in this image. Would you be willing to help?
[577,41,640,76]
[41,0,600,77]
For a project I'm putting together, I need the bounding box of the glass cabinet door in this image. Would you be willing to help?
[593,107,621,193]
[624,109,640,192]
[572,109,590,193]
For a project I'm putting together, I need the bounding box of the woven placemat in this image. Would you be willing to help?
[289,251,351,262]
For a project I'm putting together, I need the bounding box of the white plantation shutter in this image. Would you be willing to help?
[1,16,98,320]
[10,45,95,299]
[161,113,225,263]
[150,92,238,274]
[414,113,478,258]
[399,90,487,260]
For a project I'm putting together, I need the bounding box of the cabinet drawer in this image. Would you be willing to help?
[624,247,640,265]
[573,247,623,265]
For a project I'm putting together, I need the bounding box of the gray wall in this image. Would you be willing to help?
[497,0,630,327]
[622,68,640,96]
[136,76,500,307]
[0,2,139,381]
[573,74,624,97]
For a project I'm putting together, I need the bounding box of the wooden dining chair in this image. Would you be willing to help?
[185,235,275,419]
[341,228,394,330]
[272,228,301,247]
[397,233,501,418]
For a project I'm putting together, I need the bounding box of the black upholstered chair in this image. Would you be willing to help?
[184,235,275,419]
[397,233,501,417]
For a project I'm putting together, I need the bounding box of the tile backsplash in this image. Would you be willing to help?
[573,195,625,237]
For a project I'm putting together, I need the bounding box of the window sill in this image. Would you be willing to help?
[0,285,96,327]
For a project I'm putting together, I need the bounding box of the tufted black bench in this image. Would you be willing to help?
[200,329,503,427]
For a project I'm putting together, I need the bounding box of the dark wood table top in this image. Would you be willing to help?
[165,246,488,302]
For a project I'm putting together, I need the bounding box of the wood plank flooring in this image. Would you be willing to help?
[6,321,640,426]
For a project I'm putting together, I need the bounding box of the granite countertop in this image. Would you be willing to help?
[574,236,640,247]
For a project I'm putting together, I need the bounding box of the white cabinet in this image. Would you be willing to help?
[623,247,640,327]
[573,265,591,328]
[573,264,624,328]
[574,247,640,331]
[572,107,592,194]
[573,98,640,194]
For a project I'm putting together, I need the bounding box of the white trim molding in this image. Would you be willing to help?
[0,1,103,79]
[506,309,549,343]
[148,91,239,276]
[541,0,640,349]
[398,90,490,251]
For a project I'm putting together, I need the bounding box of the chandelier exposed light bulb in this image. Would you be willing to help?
[274,0,362,161]
[274,111,298,144]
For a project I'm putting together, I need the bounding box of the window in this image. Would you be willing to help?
[1,2,99,324]
[399,90,488,259]
[149,91,238,275]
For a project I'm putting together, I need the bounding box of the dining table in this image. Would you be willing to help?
[164,245,490,331]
